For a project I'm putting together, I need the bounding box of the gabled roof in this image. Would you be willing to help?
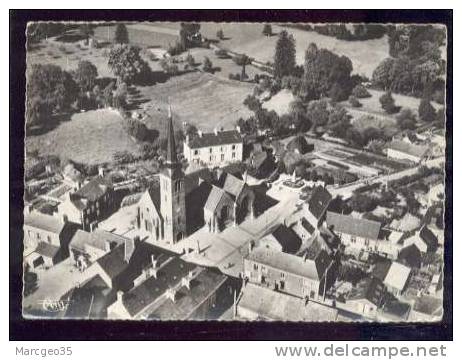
[204,185,231,213]
[387,140,429,159]
[307,186,332,220]
[69,229,126,253]
[419,226,438,249]
[187,130,242,149]
[73,176,112,202]
[35,241,60,259]
[247,246,330,281]
[326,211,382,240]
[268,225,302,254]
[221,172,245,199]
[24,211,68,235]
[398,243,422,269]
[145,182,161,213]
[348,277,384,307]
[383,262,411,291]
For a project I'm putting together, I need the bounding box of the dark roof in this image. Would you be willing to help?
[249,151,268,169]
[221,172,245,199]
[121,257,197,317]
[146,182,161,213]
[398,243,422,269]
[96,241,173,287]
[419,226,438,250]
[270,225,302,254]
[73,176,112,202]
[326,212,381,240]
[35,241,60,259]
[301,218,316,235]
[348,277,384,307]
[24,211,68,234]
[187,130,242,149]
[204,185,230,212]
[165,111,177,164]
[372,260,392,282]
[413,296,443,316]
[381,299,411,320]
[308,186,332,220]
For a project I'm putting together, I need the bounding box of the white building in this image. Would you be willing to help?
[183,128,243,167]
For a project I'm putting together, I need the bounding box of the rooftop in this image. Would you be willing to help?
[24,211,68,235]
[347,277,384,307]
[35,241,60,259]
[69,229,127,253]
[307,186,332,220]
[383,262,412,291]
[247,246,330,281]
[326,211,382,240]
[187,130,242,149]
[387,140,429,159]
[267,225,302,254]
[237,283,338,321]
[73,176,112,203]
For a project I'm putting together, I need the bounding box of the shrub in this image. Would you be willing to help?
[124,118,149,141]
[379,91,399,114]
[113,151,136,165]
[202,57,213,72]
[214,48,229,59]
[352,84,372,98]
[418,98,436,122]
[216,29,224,40]
[348,95,362,107]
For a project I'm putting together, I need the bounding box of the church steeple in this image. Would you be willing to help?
[166,104,177,166]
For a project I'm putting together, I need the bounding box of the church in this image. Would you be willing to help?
[136,109,256,245]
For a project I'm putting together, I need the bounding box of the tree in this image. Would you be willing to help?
[348,95,362,107]
[274,30,296,78]
[186,53,195,67]
[379,91,399,114]
[262,24,272,36]
[103,81,115,107]
[418,98,436,122]
[79,23,94,42]
[73,60,98,92]
[349,193,377,213]
[306,99,330,128]
[179,23,201,49]
[113,82,128,109]
[114,23,129,44]
[243,95,262,112]
[108,45,151,84]
[26,96,51,128]
[216,29,224,40]
[396,107,417,130]
[185,124,198,138]
[202,56,213,73]
[233,54,253,80]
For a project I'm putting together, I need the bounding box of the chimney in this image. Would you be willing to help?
[166,288,177,302]
[117,290,124,303]
[198,130,203,138]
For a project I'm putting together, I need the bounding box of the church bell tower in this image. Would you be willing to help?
[159,105,187,243]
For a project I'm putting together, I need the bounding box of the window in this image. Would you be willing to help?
[221,154,225,161]
[280,272,285,279]
[232,144,236,150]
[209,148,213,153]
[365,239,370,246]
[232,152,236,159]
[27,230,31,237]
[351,236,356,243]
[280,280,285,290]
[220,146,224,152]
[210,156,212,162]
[253,263,258,270]
[47,235,51,243]
[36,233,41,240]
[310,290,316,299]
[194,150,199,155]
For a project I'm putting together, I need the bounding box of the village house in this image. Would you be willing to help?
[258,224,303,254]
[409,225,439,254]
[341,277,385,319]
[373,260,412,297]
[137,115,256,243]
[236,282,339,321]
[107,256,235,320]
[385,140,430,163]
[183,127,243,167]
[24,209,78,268]
[68,229,128,270]
[304,186,332,229]
[326,211,383,252]
[244,245,335,301]
[57,173,116,232]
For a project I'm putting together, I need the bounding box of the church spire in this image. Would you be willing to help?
[166,104,177,166]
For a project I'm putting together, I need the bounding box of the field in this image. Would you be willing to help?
[135,71,254,134]
[26,109,140,165]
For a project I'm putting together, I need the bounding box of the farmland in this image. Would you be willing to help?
[25,109,140,165]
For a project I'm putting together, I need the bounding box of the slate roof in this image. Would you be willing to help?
[121,257,197,317]
[348,277,384,307]
[69,229,126,253]
[187,130,242,149]
[269,225,302,254]
[146,182,161,212]
[221,172,245,199]
[204,185,230,212]
[398,243,422,269]
[387,140,429,159]
[73,176,112,202]
[326,211,382,240]
[247,246,331,281]
[307,186,332,220]
[372,260,393,282]
[24,211,68,234]
[35,241,60,259]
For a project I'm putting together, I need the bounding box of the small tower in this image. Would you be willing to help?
[159,105,187,243]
